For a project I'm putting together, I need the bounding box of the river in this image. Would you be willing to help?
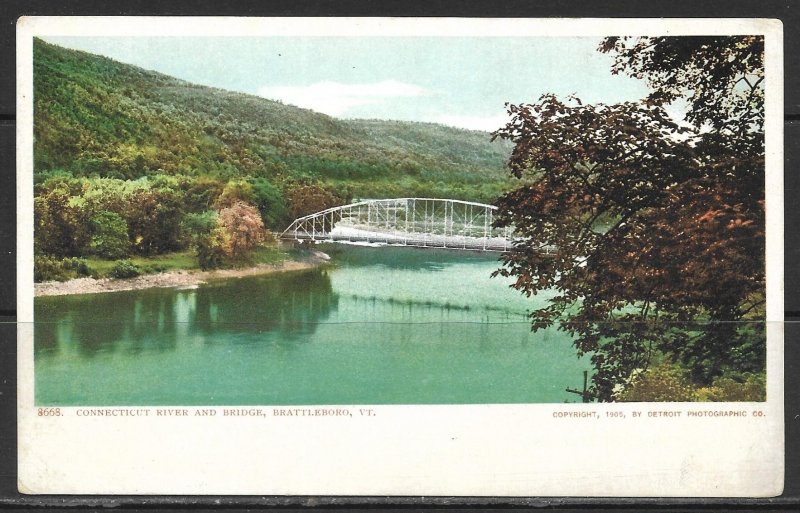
[34,244,591,405]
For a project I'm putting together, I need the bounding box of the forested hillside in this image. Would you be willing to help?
[32,38,514,280]
[33,38,513,203]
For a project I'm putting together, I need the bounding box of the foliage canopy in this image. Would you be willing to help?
[492,36,766,400]
[33,38,514,205]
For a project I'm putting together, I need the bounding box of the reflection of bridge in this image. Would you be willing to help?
[281,198,552,253]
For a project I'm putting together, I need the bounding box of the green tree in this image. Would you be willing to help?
[492,36,765,401]
[90,211,130,259]
[284,183,341,221]
[179,176,225,212]
[249,177,287,228]
[182,210,228,270]
[182,210,218,240]
[81,177,132,217]
[34,181,91,257]
[214,179,254,209]
[124,184,185,255]
[195,226,230,270]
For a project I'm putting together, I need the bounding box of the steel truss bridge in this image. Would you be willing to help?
[281,197,544,253]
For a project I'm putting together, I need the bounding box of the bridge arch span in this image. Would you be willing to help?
[280,197,516,252]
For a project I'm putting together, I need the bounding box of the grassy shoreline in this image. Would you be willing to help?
[34,245,330,297]
[84,245,289,279]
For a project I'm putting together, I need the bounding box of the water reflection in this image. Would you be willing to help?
[319,243,499,272]
[194,268,338,340]
[35,268,338,357]
[34,247,592,405]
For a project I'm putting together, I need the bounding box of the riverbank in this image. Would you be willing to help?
[35,250,331,297]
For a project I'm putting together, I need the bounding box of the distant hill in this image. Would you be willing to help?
[33,38,514,202]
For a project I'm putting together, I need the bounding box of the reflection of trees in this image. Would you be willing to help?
[35,289,183,358]
[34,269,339,361]
[318,243,498,272]
[191,269,337,341]
[126,292,179,353]
[33,299,61,354]
[35,295,128,357]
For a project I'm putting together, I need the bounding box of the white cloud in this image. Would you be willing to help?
[258,80,431,117]
[433,113,510,133]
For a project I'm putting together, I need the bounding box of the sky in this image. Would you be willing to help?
[43,36,655,132]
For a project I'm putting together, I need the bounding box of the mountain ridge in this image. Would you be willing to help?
[33,38,514,203]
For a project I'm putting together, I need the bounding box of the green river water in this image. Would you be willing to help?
[34,245,591,405]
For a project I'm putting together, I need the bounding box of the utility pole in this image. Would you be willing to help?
[566,371,592,403]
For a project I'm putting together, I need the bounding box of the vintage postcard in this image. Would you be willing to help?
[17,17,784,496]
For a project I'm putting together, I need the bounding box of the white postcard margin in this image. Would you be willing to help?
[16,17,784,496]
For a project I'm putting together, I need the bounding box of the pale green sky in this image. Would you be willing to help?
[44,36,656,132]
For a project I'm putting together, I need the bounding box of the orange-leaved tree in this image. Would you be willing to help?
[217,201,265,258]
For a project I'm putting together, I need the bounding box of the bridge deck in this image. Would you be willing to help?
[288,231,513,252]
